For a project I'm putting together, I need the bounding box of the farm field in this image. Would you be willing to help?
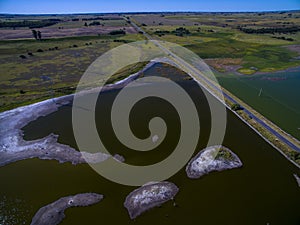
[0,13,146,111]
[131,11,300,74]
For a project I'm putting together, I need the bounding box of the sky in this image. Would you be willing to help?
[0,0,299,14]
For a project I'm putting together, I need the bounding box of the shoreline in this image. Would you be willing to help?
[0,61,155,167]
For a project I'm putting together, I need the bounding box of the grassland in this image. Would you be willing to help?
[131,11,300,74]
[0,33,145,111]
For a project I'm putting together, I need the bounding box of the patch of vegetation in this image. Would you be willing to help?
[154,30,170,36]
[153,27,190,36]
[239,26,300,34]
[272,36,294,41]
[106,61,148,84]
[82,16,120,21]
[231,103,243,111]
[89,21,101,26]
[215,148,235,161]
[172,27,190,36]
[290,151,300,162]
[237,68,256,75]
[109,30,126,35]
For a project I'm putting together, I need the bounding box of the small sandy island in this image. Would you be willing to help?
[186,145,243,179]
[30,193,103,225]
[124,181,179,219]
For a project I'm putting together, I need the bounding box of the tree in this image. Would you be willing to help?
[32,29,38,40]
[37,31,42,40]
[109,30,126,35]
[84,22,88,27]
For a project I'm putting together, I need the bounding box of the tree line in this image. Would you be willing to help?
[154,27,191,36]
[0,19,61,28]
[82,17,120,21]
[238,26,300,34]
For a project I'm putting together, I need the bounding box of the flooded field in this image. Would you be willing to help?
[217,69,300,139]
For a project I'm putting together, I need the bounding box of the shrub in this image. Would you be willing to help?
[172,27,190,36]
[109,30,126,35]
[89,21,101,26]
[231,103,243,111]
[19,55,26,59]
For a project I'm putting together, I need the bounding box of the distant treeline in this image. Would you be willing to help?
[272,36,294,41]
[0,19,61,28]
[238,26,300,34]
[82,17,120,21]
[154,27,190,36]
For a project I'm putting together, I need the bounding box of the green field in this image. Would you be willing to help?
[0,33,145,111]
[132,11,300,74]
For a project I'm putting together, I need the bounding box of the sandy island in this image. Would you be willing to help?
[0,61,155,167]
[30,193,103,225]
[186,145,243,179]
[124,181,179,219]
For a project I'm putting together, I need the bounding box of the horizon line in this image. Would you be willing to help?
[1,9,299,15]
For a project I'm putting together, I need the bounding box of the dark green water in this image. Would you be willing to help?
[1,64,300,225]
[217,70,300,140]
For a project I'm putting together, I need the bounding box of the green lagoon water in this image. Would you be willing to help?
[0,64,300,225]
[217,69,300,140]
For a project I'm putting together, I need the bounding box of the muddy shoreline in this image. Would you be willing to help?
[0,61,156,167]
